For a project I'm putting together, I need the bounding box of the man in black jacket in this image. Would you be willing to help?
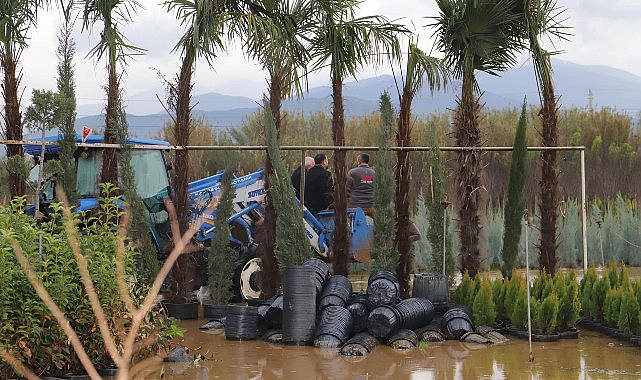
[290,156,314,199]
[304,154,332,214]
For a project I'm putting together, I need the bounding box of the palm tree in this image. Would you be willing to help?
[81,0,143,187]
[308,0,405,275]
[163,0,227,234]
[0,0,42,198]
[432,0,523,277]
[395,43,449,297]
[241,0,311,296]
[523,0,569,276]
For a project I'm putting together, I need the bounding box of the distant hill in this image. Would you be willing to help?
[73,58,641,139]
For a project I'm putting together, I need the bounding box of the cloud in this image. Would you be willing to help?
[16,0,641,111]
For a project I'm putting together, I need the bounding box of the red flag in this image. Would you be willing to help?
[82,126,91,143]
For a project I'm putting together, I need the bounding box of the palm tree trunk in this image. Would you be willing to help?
[174,53,193,235]
[100,48,120,188]
[538,81,559,276]
[2,48,26,197]
[454,78,483,278]
[395,88,413,298]
[258,72,284,298]
[331,74,349,276]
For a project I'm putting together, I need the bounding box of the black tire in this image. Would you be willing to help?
[232,256,263,301]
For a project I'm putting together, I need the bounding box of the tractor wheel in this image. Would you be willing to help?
[234,257,263,301]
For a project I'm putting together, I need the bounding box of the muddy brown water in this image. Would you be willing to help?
[137,320,641,379]
[137,268,641,379]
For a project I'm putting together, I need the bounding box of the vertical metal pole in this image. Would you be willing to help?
[581,148,588,273]
[524,208,534,362]
[442,201,451,275]
[597,220,604,267]
[443,208,447,275]
[299,149,306,212]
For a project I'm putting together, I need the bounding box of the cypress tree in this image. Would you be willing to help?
[56,6,78,204]
[425,122,455,278]
[207,169,237,304]
[370,92,399,272]
[500,101,528,279]
[263,102,311,267]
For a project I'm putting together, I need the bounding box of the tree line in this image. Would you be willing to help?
[4,0,628,296]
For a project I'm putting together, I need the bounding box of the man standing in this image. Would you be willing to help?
[347,153,375,217]
[304,154,332,215]
[291,156,314,199]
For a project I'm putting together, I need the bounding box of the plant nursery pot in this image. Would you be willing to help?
[161,300,199,320]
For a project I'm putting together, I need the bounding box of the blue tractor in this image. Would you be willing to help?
[24,135,373,300]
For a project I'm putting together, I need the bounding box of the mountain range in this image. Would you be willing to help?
[74,58,641,139]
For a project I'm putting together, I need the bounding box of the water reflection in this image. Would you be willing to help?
[136,319,641,380]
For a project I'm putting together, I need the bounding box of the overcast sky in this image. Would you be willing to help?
[19,0,641,116]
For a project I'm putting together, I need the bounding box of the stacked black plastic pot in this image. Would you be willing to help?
[440,305,475,340]
[367,269,401,307]
[412,273,449,311]
[302,258,330,299]
[225,305,259,340]
[318,275,352,310]
[222,268,487,355]
[282,265,317,345]
[314,305,353,348]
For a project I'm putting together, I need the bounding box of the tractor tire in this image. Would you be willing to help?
[233,257,263,301]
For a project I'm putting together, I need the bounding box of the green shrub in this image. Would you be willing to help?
[492,278,507,318]
[468,274,482,307]
[555,271,581,329]
[503,273,524,320]
[453,271,474,305]
[0,195,175,378]
[607,260,620,288]
[592,276,611,322]
[511,285,529,329]
[532,272,553,301]
[617,289,641,333]
[535,293,559,334]
[473,279,497,326]
[604,288,623,326]
[579,266,598,319]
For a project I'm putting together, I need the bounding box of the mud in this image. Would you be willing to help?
[137,319,641,379]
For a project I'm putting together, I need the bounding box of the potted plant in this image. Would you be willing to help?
[202,169,237,320]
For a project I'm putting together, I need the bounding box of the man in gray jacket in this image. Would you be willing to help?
[347,153,375,217]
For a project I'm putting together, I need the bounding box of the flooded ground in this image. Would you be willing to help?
[135,317,641,380]
[137,267,641,379]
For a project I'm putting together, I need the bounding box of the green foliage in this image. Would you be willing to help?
[473,279,497,326]
[531,272,554,301]
[500,101,528,278]
[617,289,640,333]
[604,288,623,326]
[607,259,621,288]
[493,277,507,317]
[579,266,598,319]
[503,272,524,319]
[469,274,481,307]
[592,276,611,322]
[263,102,311,267]
[534,293,559,334]
[510,285,529,329]
[423,122,455,277]
[555,271,581,329]
[56,14,79,205]
[0,194,174,378]
[452,271,473,305]
[371,92,399,271]
[207,169,238,304]
[118,108,160,284]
